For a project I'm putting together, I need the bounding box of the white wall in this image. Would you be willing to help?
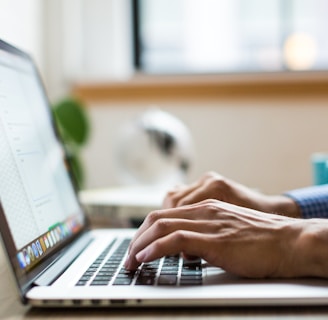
[42,0,133,102]
[82,95,328,195]
[0,0,43,70]
[6,1,324,196]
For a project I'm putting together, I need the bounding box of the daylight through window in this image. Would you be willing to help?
[134,0,328,74]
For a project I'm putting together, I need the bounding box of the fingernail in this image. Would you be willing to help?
[136,249,146,262]
[124,254,130,269]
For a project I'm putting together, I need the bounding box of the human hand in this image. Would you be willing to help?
[124,199,318,278]
[163,171,300,218]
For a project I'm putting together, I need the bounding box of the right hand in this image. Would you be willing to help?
[125,199,318,278]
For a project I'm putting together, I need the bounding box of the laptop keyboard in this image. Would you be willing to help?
[76,238,203,287]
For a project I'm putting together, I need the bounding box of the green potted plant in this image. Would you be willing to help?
[52,97,90,189]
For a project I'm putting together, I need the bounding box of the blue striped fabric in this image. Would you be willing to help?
[285,185,328,218]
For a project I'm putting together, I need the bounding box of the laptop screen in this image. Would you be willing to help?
[0,40,85,279]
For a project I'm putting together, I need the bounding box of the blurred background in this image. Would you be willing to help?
[2,0,328,194]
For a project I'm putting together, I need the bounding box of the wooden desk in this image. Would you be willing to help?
[2,240,328,319]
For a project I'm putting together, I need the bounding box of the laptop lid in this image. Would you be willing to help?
[0,39,87,301]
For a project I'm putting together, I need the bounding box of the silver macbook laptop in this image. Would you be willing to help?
[1,38,328,308]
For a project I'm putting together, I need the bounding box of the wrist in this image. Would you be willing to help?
[266,195,301,218]
[292,220,328,278]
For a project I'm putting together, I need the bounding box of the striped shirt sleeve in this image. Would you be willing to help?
[285,185,328,219]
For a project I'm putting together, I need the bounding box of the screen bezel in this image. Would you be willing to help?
[0,38,89,302]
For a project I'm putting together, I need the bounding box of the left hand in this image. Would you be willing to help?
[162,171,300,218]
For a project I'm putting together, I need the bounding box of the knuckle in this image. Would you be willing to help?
[155,218,171,232]
[147,210,162,224]
[209,176,227,189]
[150,240,161,252]
[172,230,188,243]
[202,199,217,205]
[202,202,220,217]
[196,198,214,206]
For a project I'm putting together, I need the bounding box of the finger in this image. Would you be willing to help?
[126,218,214,269]
[163,172,224,208]
[174,184,216,207]
[133,218,209,253]
[128,201,214,253]
[163,181,202,208]
[134,230,213,266]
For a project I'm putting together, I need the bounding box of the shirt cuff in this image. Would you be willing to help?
[285,185,328,219]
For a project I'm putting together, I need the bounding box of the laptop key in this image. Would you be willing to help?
[180,279,203,286]
[90,282,109,286]
[113,278,133,285]
[135,277,156,285]
[158,275,177,285]
[75,238,129,287]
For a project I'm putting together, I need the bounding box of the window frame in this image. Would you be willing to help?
[70,0,328,104]
[132,0,141,70]
[132,0,328,76]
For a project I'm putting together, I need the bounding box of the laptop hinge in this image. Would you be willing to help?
[33,233,93,286]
